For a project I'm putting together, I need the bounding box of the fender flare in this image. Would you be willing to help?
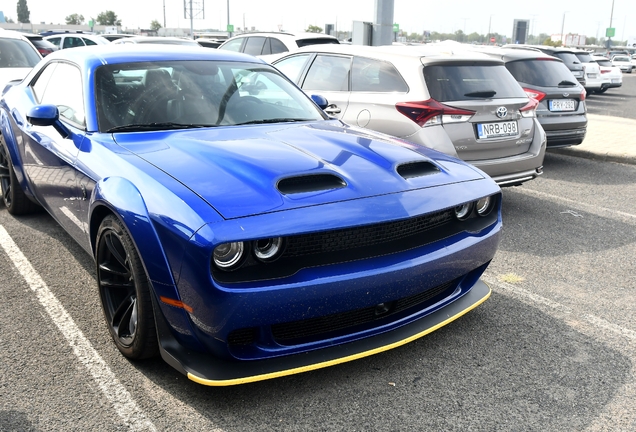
[0,109,37,199]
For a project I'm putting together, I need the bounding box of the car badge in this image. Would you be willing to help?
[496,106,507,118]
[563,93,570,97]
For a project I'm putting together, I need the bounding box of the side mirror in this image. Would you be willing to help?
[310,94,329,110]
[26,104,70,138]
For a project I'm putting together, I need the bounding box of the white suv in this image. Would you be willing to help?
[592,55,622,93]
[44,33,109,49]
[218,32,339,62]
[572,50,603,93]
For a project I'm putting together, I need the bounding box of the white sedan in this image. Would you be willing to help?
[611,55,634,73]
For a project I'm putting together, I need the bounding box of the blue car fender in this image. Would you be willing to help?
[0,109,36,200]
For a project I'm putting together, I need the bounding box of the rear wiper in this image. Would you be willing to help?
[234,118,314,125]
[557,80,577,87]
[464,90,497,98]
[107,122,218,132]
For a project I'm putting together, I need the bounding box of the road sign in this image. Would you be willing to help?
[490,37,496,42]
[393,23,399,33]
[227,24,234,32]
[606,27,615,38]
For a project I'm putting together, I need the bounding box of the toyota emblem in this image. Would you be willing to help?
[563,93,570,97]
[496,106,508,118]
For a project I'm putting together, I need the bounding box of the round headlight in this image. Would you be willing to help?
[254,237,284,262]
[455,203,473,220]
[476,196,493,216]
[213,242,245,270]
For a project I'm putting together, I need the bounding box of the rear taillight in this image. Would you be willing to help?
[519,98,539,118]
[600,69,611,74]
[580,89,586,101]
[522,88,546,102]
[395,99,475,127]
[37,48,53,56]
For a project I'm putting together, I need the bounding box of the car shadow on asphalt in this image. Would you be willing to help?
[131,291,631,431]
[541,152,636,186]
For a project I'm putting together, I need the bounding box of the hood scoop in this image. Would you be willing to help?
[397,161,440,179]
[277,174,347,195]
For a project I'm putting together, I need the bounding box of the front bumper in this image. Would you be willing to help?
[156,279,491,386]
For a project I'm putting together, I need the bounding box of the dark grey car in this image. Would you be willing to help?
[476,47,587,148]
[503,45,586,87]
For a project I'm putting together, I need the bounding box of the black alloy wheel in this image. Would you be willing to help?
[0,135,39,215]
[96,215,158,359]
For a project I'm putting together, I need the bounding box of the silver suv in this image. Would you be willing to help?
[274,44,545,186]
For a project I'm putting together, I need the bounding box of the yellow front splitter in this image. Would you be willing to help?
[157,280,491,386]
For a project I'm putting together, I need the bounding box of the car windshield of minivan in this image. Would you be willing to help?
[424,64,526,102]
[505,60,579,88]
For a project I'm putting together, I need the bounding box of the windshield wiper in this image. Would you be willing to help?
[234,118,315,126]
[558,80,577,87]
[107,122,218,132]
[464,90,497,98]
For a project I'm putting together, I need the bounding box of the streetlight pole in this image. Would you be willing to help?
[227,0,232,38]
[560,12,567,46]
[487,15,493,44]
[607,0,615,48]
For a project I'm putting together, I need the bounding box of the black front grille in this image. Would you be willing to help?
[226,279,458,348]
[284,209,453,257]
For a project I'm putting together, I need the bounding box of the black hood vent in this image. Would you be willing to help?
[277,174,347,194]
[397,161,440,179]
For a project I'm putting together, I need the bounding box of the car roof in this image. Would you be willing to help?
[468,46,562,62]
[503,44,579,54]
[113,36,199,44]
[0,29,32,42]
[228,31,338,41]
[33,43,267,67]
[277,43,503,65]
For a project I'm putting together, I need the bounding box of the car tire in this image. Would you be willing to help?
[96,214,158,359]
[0,135,40,215]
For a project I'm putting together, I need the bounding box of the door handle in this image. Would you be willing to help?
[324,104,341,115]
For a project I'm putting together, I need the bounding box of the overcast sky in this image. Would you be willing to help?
[3,0,636,40]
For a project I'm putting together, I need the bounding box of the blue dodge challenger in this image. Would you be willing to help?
[0,45,501,385]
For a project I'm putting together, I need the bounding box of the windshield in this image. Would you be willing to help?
[505,59,578,87]
[0,38,41,68]
[95,60,326,132]
[423,64,526,102]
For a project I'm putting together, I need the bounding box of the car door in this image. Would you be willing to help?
[298,54,351,118]
[22,61,88,244]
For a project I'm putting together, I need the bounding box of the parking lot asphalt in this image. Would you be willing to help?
[552,113,636,165]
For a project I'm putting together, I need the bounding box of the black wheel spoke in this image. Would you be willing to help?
[112,296,137,342]
[104,233,130,272]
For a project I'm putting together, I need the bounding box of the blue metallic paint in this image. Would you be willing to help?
[0,44,502,381]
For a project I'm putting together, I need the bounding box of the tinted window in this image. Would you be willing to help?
[270,38,287,54]
[351,57,407,92]
[47,37,61,47]
[613,56,630,62]
[506,59,578,87]
[83,38,97,46]
[424,64,526,101]
[220,38,244,52]
[295,38,339,48]
[575,52,594,63]
[0,39,41,68]
[553,52,580,68]
[302,55,350,91]
[63,37,85,49]
[595,59,612,67]
[244,37,266,55]
[39,62,85,126]
[275,54,311,82]
[261,38,272,55]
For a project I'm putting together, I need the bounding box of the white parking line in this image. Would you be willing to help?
[510,188,636,221]
[0,225,157,432]
[484,276,636,342]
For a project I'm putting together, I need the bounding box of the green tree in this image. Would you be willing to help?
[65,13,84,25]
[5,16,15,23]
[150,20,162,31]
[305,25,323,33]
[16,0,30,23]
[96,10,121,26]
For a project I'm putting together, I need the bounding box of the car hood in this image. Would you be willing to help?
[113,121,485,219]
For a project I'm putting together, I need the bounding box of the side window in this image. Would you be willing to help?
[47,37,61,48]
[83,38,97,46]
[31,62,58,103]
[63,37,84,49]
[302,55,351,92]
[270,38,287,55]
[351,57,408,92]
[275,54,312,83]
[243,37,266,56]
[40,63,85,127]
[220,37,245,52]
[261,39,272,55]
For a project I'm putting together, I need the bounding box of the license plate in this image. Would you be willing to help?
[587,73,598,79]
[549,99,576,112]
[572,71,583,77]
[477,121,518,139]
[612,79,620,83]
